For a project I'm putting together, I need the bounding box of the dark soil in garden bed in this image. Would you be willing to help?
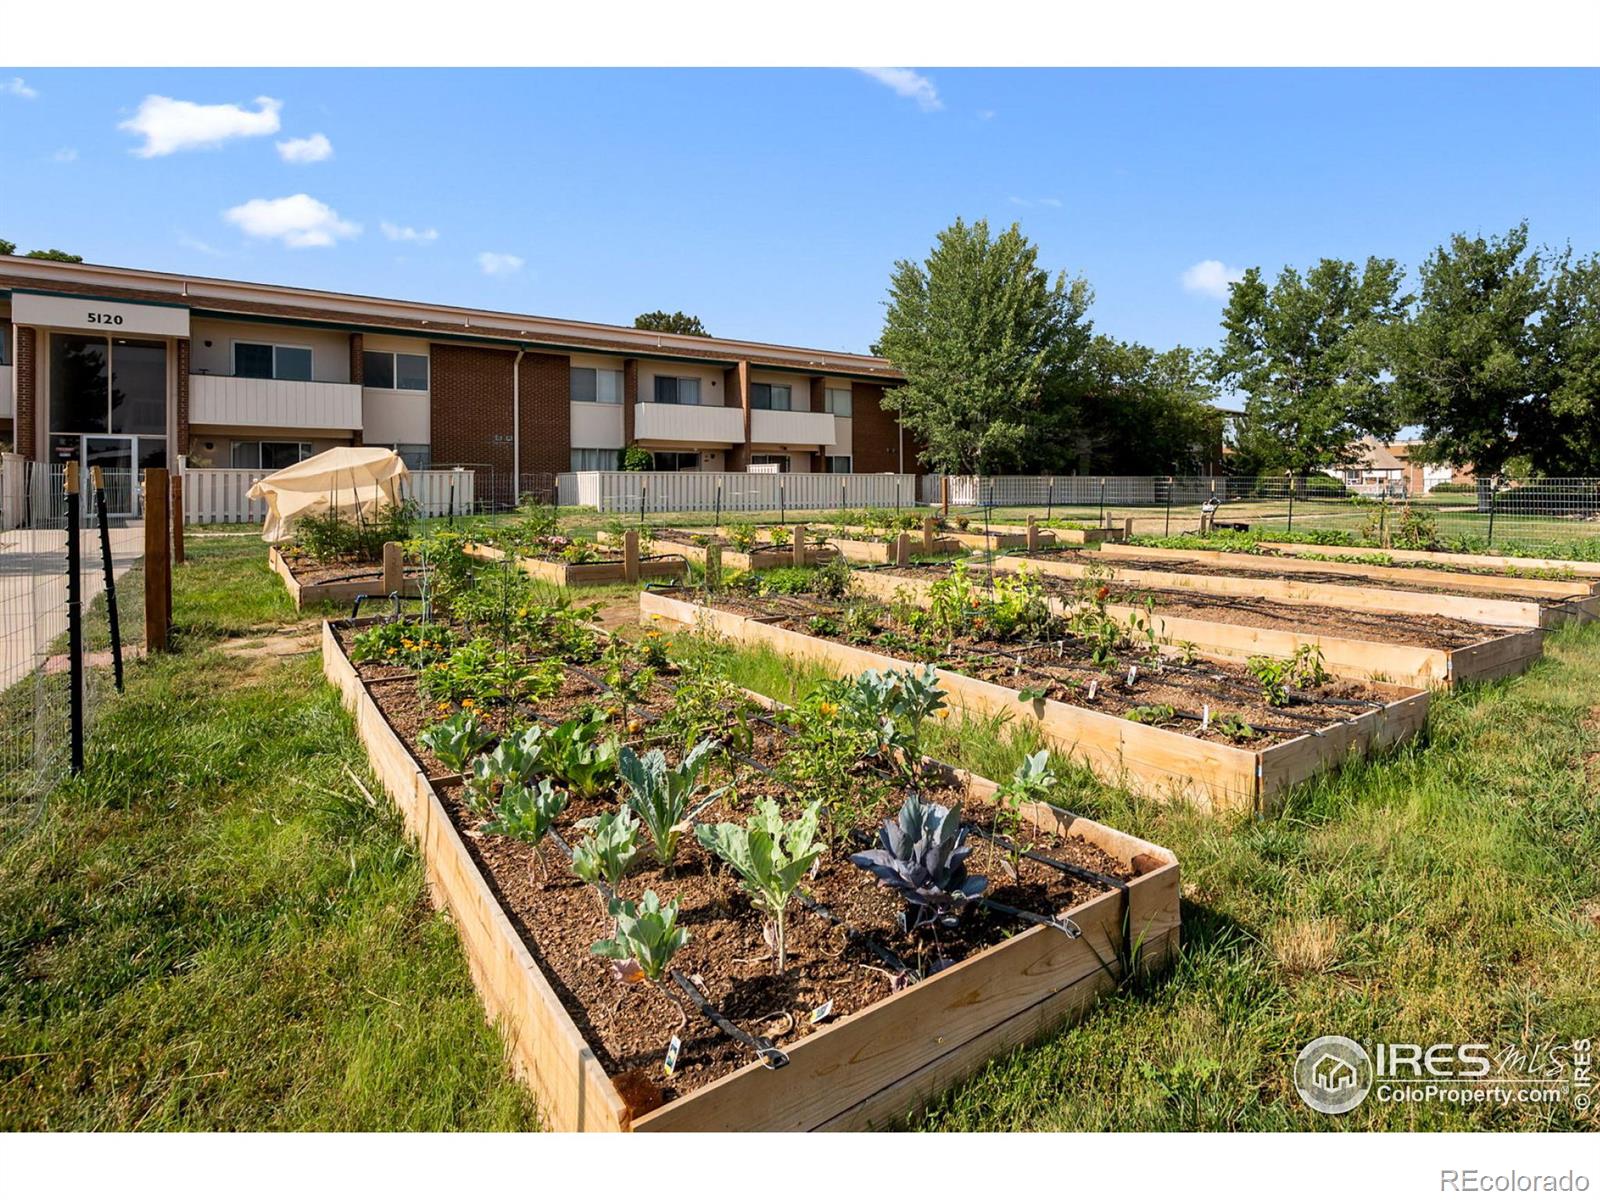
[879,563,1515,651]
[332,621,1143,1110]
[280,553,387,586]
[1016,548,1586,602]
[697,591,1394,748]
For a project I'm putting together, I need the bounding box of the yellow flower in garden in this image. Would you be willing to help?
[461,698,476,710]
[818,702,838,719]
[436,702,450,713]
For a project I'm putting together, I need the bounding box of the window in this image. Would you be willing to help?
[653,376,701,405]
[749,454,791,472]
[826,455,853,474]
[50,334,166,436]
[750,383,792,411]
[231,441,311,470]
[570,448,616,471]
[570,367,623,405]
[363,350,429,391]
[651,451,700,471]
[824,387,853,417]
[234,341,312,382]
[387,444,432,470]
[0,326,9,366]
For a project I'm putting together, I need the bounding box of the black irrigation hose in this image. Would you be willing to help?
[794,890,920,983]
[670,970,790,1069]
[970,826,1132,966]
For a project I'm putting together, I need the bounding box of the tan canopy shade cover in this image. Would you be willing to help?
[248,446,411,542]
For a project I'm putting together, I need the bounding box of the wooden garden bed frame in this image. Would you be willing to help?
[1258,541,1600,579]
[993,552,1598,630]
[1088,542,1600,601]
[463,537,687,587]
[269,543,420,609]
[639,590,1430,814]
[321,617,1180,1131]
[848,566,1544,691]
[601,526,838,573]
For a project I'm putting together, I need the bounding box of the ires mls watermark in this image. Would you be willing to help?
[1293,1035,1594,1116]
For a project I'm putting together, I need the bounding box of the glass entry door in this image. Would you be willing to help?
[85,438,136,516]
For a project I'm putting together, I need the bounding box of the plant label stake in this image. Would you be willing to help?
[1201,704,1211,731]
[1087,679,1098,701]
[808,999,834,1025]
[663,1034,682,1078]
[1126,664,1138,687]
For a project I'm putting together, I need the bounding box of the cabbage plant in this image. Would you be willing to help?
[850,794,987,929]
[696,799,822,972]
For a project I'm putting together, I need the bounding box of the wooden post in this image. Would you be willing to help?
[623,529,640,583]
[145,467,171,653]
[940,476,950,517]
[383,540,404,594]
[1199,512,1213,536]
[894,531,911,567]
[170,474,186,565]
[1026,514,1040,551]
[792,525,806,567]
[922,513,936,555]
[705,543,723,593]
[1122,517,1134,541]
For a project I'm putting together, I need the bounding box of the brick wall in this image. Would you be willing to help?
[175,338,191,456]
[429,343,516,477]
[623,358,638,446]
[850,381,904,474]
[15,327,36,459]
[428,343,572,488]
[517,351,571,477]
[724,360,750,472]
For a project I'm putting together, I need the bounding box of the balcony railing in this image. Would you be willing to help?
[633,402,745,445]
[190,374,363,431]
[750,407,837,447]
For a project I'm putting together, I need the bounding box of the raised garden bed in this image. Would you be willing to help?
[852,564,1544,690]
[1257,540,1600,580]
[640,589,1429,814]
[1092,542,1600,601]
[323,617,1180,1130]
[463,538,687,587]
[601,527,838,573]
[995,549,1596,630]
[269,543,419,609]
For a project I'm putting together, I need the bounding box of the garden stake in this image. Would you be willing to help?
[1098,477,1106,526]
[90,467,124,692]
[64,464,84,775]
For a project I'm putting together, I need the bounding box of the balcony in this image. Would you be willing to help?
[751,407,837,448]
[190,374,363,431]
[0,365,11,420]
[634,402,744,445]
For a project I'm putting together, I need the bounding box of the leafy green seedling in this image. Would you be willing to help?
[620,738,726,872]
[696,798,822,972]
[571,806,643,890]
[590,890,690,983]
[480,778,570,880]
[537,715,620,799]
[419,710,493,773]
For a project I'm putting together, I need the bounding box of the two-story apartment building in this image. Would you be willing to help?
[0,256,913,506]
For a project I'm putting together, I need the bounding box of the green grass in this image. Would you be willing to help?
[698,626,1600,1130]
[0,536,537,1130]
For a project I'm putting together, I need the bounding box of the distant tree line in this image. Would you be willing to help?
[877,218,1599,478]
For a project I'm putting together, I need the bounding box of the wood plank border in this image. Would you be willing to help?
[463,541,687,587]
[269,545,420,610]
[1259,541,1600,579]
[848,566,1544,690]
[639,590,1429,813]
[1088,542,1598,600]
[993,552,1581,629]
[323,618,1181,1131]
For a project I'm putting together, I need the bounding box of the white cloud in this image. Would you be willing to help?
[4,78,38,99]
[381,221,439,244]
[177,232,225,256]
[276,133,333,164]
[52,147,78,163]
[120,94,281,158]
[858,68,942,112]
[223,194,360,248]
[1181,259,1246,300]
[477,251,524,276]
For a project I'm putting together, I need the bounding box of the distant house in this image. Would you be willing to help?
[1386,441,1475,494]
[1324,436,1407,496]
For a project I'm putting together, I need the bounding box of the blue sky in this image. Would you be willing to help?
[1,68,1595,357]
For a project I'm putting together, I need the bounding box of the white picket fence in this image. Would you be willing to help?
[183,467,476,524]
[921,475,1169,507]
[558,471,922,514]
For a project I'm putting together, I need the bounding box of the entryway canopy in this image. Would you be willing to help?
[248,446,411,542]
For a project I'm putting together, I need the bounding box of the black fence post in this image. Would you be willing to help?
[1285,472,1295,535]
[1486,477,1498,549]
[714,480,722,531]
[65,463,85,775]
[1046,479,1054,522]
[780,480,786,527]
[1098,478,1106,526]
[1165,477,1174,537]
[91,467,124,693]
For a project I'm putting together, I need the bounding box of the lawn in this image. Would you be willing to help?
[2,533,1597,1130]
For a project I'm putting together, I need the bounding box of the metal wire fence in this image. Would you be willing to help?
[934,474,1600,556]
[0,460,144,844]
